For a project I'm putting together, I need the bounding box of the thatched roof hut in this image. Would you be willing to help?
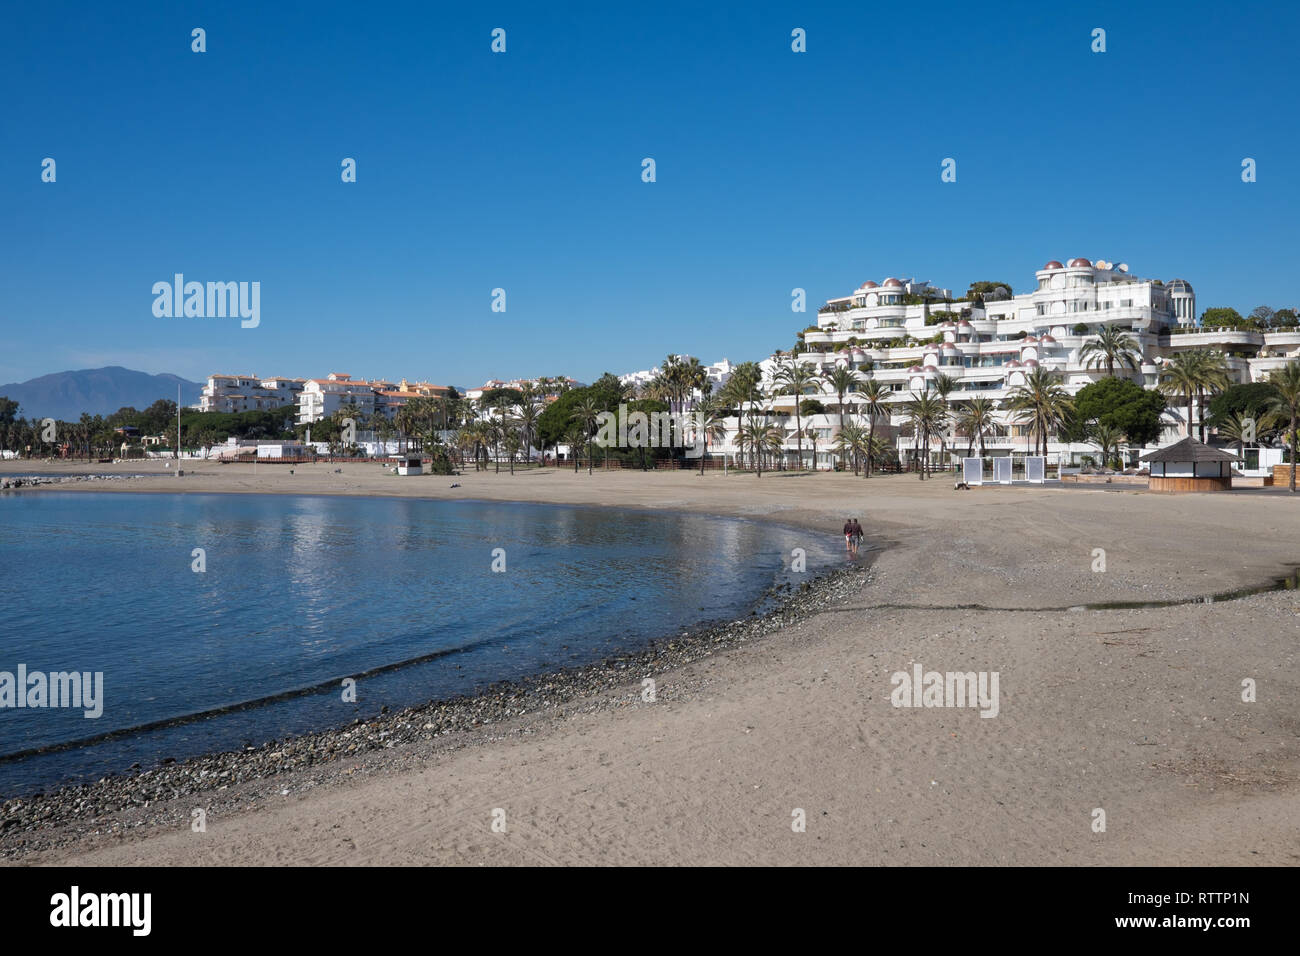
[1139,437,1238,492]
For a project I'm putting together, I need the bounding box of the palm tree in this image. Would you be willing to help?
[833,424,867,475]
[931,373,959,471]
[759,422,785,472]
[738,420,783,477]
[564,423,585,473]
[516,398,541,465]
[373,412,396,458]
[1081,326,1142,377]
[857,379,889,477]
[956,397,996,457]
[485,416,504,473]
[1266,360,1300,492]
[1089,422,1126,470]
[503,429,521,475]
[658,354,706,455]
[864,432,892,476]
[693,397,728,475]
[572,396,603,475]
[1190,351,1231,443]
[772,358,822,471]
[824,366,859,438]
[904,389,947,479]
[721,362,763,470]
[1158,355,1198,438]
[1216,409,1275,457]
[1008,367,1073,457]
[1160,350,1230,441]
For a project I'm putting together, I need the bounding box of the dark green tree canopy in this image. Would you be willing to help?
[967,281,1013,305]
[1198,307,1245,328]
[799,398,827,416]
[536,374,627,447]
[1063,377,1166,446]
[478,387,524,409]
[1206,382,1280,427]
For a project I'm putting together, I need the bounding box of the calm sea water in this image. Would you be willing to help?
[0,492,840,795]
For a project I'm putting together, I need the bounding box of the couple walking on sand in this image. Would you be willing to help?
[842,517,864,554]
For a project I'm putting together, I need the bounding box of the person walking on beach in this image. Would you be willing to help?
[842,518,855,553]
[851,518,864,554]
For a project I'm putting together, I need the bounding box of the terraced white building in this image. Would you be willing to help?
[199,375,305,414]
[716,258,1300,470]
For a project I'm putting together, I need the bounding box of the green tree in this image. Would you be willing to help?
[1080,326,1142,377]
[824,366,859,435]
[1198,307,1245,328]
[966,281,1013,306]
[858,378,889,477]
[572,396,603,475]
[536,375,626,449]
[772,358,822,470]
[904,389,947,479]
[1216,409,1277,455]
[0,396,21,425]
[1089,422,1127,469]
[1206,381,1282,427]
[956,397,996,457]
[719,362,764,470]
[1065,377,1165,447]
[1008,368,1073,456]
[1266,361,1300,492]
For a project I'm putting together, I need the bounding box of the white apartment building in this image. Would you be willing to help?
[620,357,735,396]
[713,258,1300,469]
[199,375,305,414]
[295,375,458,425]
[296,373,379,425]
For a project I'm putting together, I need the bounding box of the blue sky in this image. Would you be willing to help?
[3,0,1298,389]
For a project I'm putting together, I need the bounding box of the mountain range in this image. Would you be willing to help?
[0,367,203,421]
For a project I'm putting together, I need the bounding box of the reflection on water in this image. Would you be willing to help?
[0,492,838,794]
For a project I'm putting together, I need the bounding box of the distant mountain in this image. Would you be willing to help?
[0,367,203,421]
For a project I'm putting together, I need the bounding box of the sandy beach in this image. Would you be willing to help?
[3,459,1298,865]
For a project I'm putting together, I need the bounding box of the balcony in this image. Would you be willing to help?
[1261,328,1300,347]
[1160,327,1264,349]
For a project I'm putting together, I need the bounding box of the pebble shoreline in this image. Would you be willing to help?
[0,473,152,489]
[0,558,872,860]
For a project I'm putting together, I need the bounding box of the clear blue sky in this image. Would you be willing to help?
[3,0,1297,388]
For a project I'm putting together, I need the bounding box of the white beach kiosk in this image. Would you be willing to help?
[1139,437,1237,493]
[962,455,1047,486]
[396,455,423,476]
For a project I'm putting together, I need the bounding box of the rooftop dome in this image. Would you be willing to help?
[1040,334,1057,343]
[1167,279,1193,293]
[1022,336,1038,344]
[860,280,879,289]
[907,365,922,373]
[957,320,973,328]
[1068,257,1091,268]
[1043,260,1064,270]
[883,277,903,288]
[1005,359,1022,368]
[1022,358,1040,367]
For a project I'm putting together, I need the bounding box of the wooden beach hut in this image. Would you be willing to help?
[1139,437,1238,492]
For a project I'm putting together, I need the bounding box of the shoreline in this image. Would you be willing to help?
[0,556,873,859]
